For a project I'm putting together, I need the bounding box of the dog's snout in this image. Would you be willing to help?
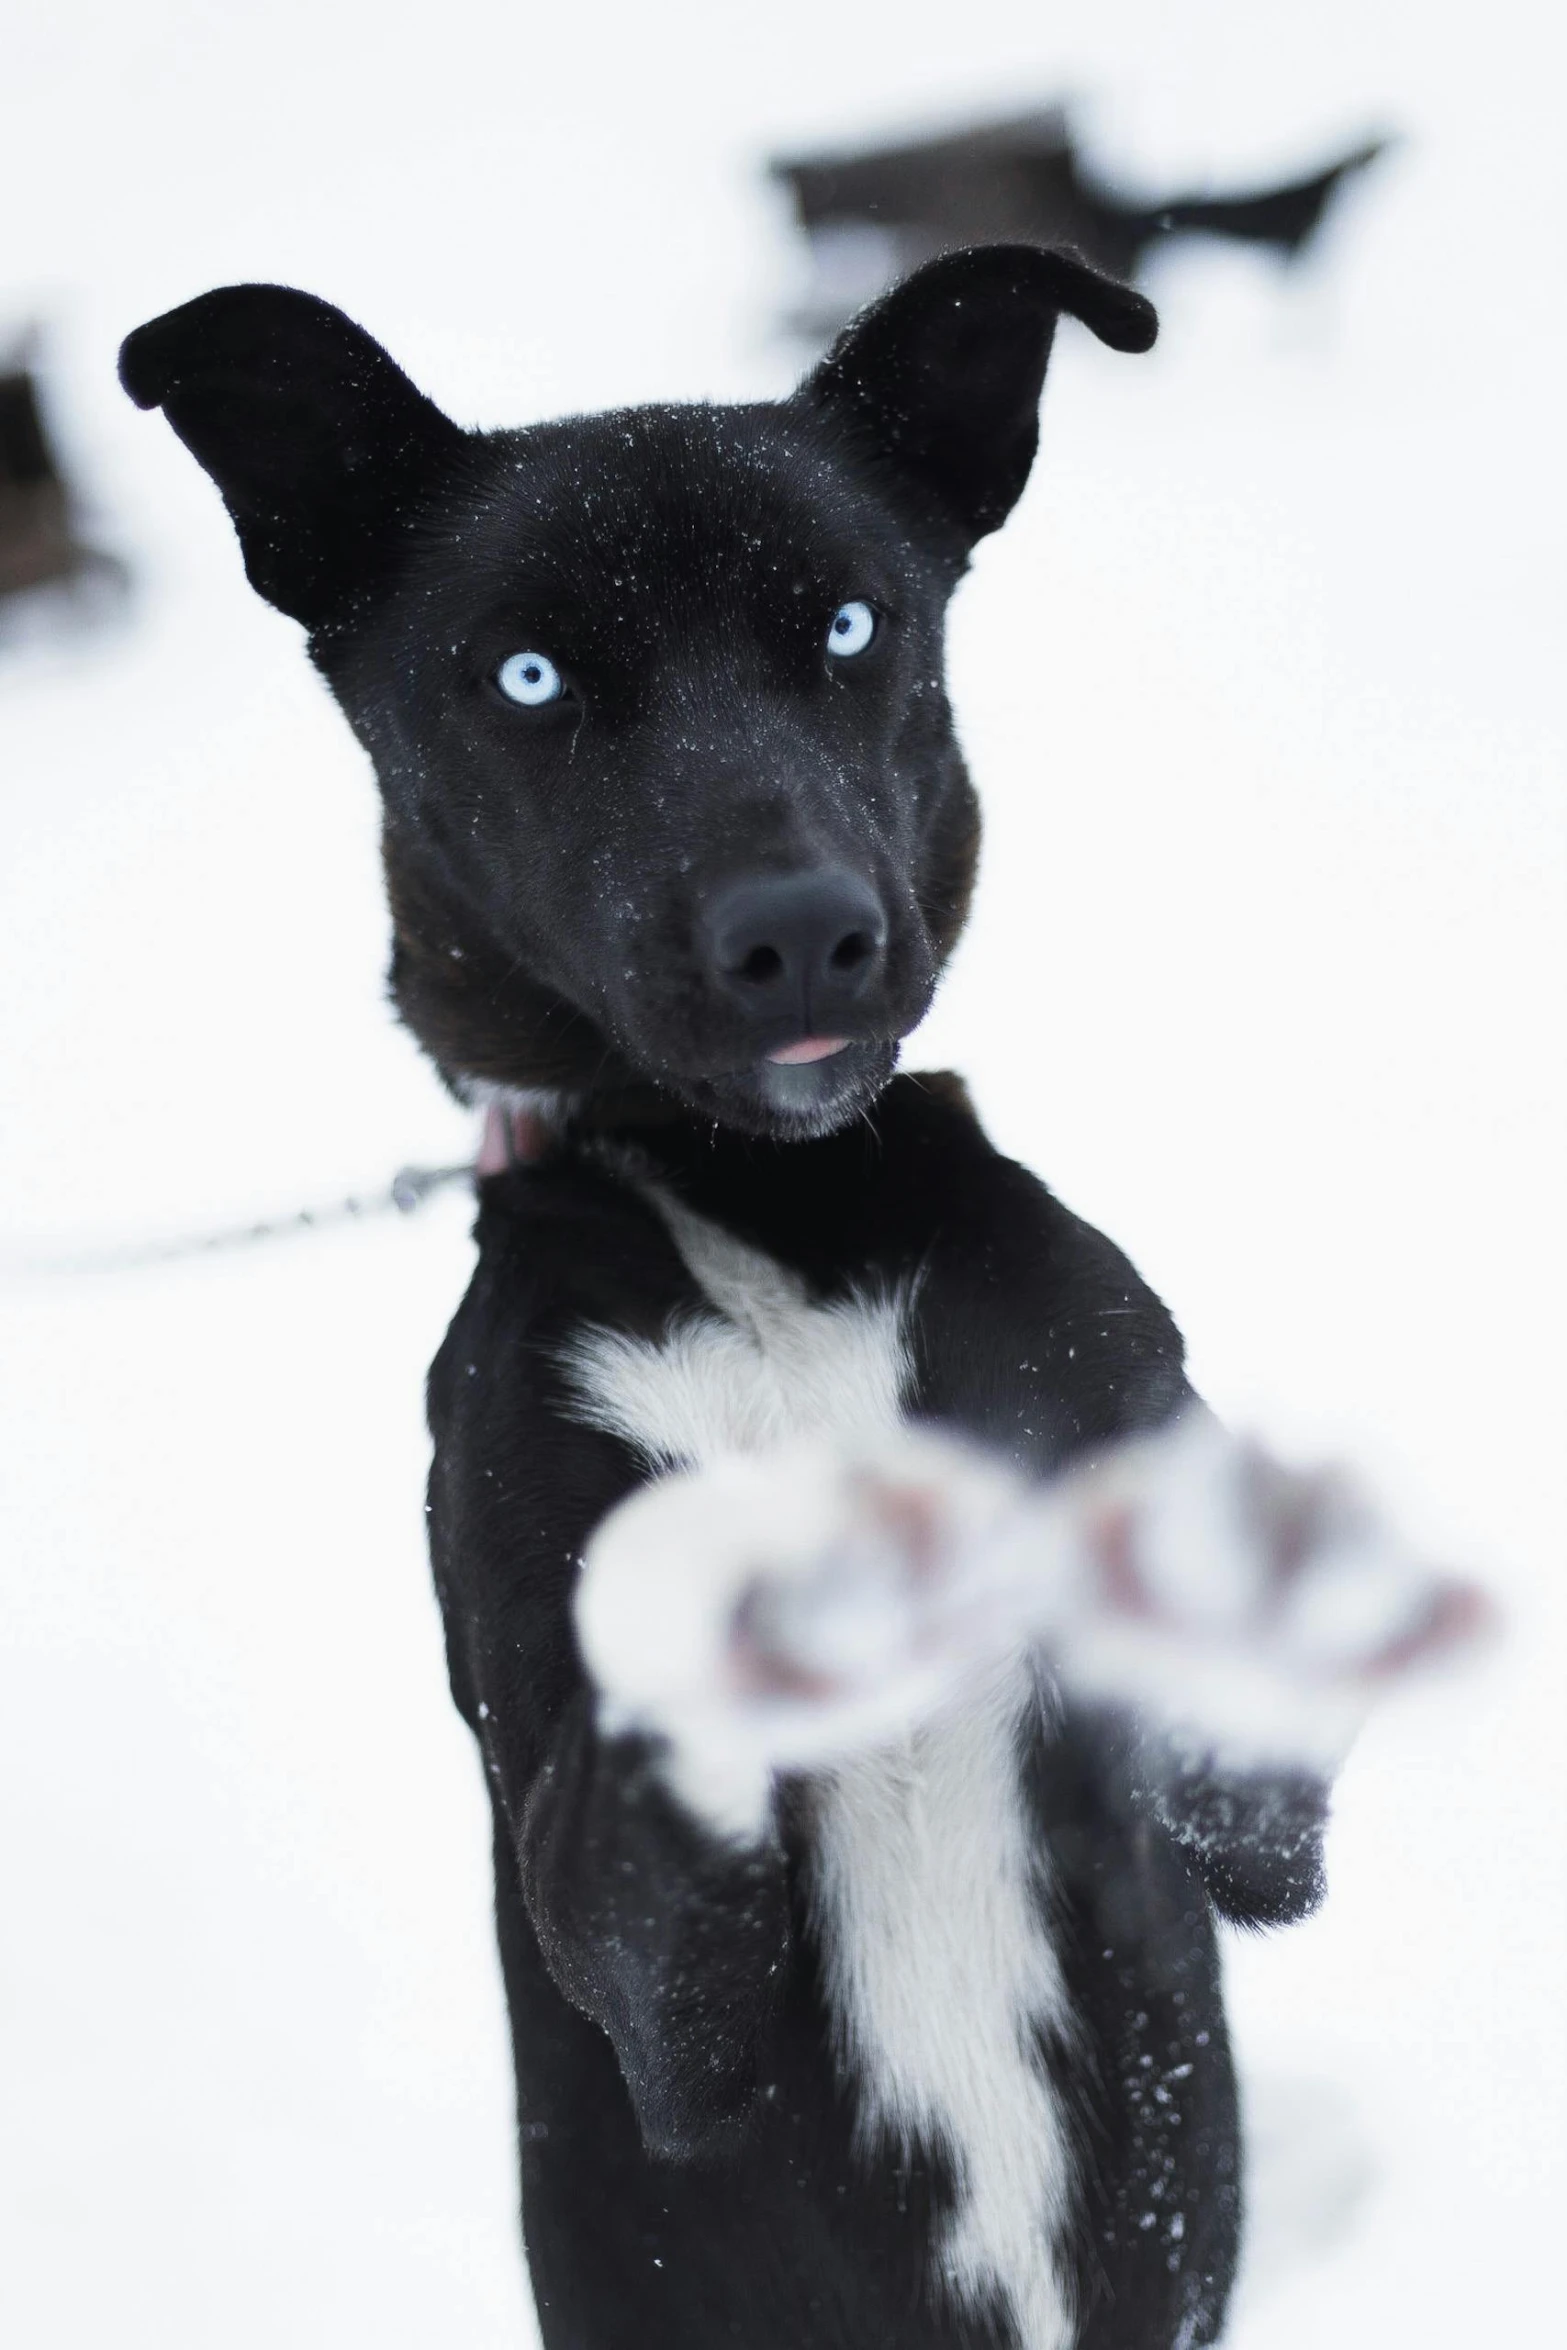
[703,869,888,1031]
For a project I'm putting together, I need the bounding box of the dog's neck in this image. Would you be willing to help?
[475,1079,693,1173]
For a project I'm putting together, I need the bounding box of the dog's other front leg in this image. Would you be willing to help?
[507,1683,790,2161]
[436,1548,792,2163]
[428,1294,793,2163]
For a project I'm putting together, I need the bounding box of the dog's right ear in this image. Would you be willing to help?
[119,285,467,629]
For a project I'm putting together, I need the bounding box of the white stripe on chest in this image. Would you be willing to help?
[562,1189,1079,2350]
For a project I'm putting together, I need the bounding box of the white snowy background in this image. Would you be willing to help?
[2,2,1563,2342]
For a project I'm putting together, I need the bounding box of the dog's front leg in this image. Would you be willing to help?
[573,1416,1491,1943]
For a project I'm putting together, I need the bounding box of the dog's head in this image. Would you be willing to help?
[121,249,1154,1139]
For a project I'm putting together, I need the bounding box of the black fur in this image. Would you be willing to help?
[422,1085,1327,2347]
[123,250,1330,2348]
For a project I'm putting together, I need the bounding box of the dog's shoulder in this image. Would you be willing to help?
[424,1152,707,1675]
[879,1076,1195,1468]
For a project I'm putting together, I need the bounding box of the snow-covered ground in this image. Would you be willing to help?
[2,3,1562,2342]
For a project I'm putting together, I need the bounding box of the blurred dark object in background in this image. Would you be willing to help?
[0,336,127,638]
[773,109,1390,339]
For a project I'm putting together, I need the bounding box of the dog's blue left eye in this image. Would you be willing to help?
[826,601,876,658]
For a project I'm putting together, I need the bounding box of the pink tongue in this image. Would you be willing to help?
[766,1037,850,1067]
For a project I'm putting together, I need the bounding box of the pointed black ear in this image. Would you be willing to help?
[119,284,467,628]
[799,245,1157,545]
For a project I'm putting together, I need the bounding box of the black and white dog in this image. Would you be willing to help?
[121,251,1479,2350]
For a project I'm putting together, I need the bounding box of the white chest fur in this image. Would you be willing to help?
[561,1188,1078,2350]
[811,1682,1077,2350]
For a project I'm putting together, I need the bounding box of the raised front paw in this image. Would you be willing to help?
[575,1430,1029,1818]
[1051,1413,1494,1765]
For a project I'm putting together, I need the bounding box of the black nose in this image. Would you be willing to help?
[702,868,889,1030]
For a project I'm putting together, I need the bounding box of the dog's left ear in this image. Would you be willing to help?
[799,245,1157,545]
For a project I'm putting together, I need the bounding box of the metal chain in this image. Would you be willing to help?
[4,1159,475,1278]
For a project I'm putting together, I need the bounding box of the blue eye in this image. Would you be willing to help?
[496,650,564,706]
[826,600,876,658]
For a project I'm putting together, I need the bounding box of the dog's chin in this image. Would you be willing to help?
[669,1039,899,1141]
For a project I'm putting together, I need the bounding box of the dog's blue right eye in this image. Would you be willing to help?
[496,651,564,707]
